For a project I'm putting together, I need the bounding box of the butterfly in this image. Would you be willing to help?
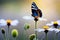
[23,2,47,21]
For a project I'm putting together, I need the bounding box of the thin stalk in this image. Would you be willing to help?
[24,30,27,40]
[35,21,37,40]
[21,31,24,40]
[55,33,58,40]
[14,37,17,40]
[26,30,28,40]
[3,34,6,40]
[25,30,27,40]
[45,33,48,40]
[53,32,55,40]
[13,37,17,40]
[25,30,29,40]
[8,26,10,40]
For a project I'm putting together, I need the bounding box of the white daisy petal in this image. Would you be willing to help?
[39,18,47,21]
[57,20,60,25]
[54,28,60,33]
[49,28,60,33]
[35,28,44,32]
[46,21,53,26]
[48,28,54,31]
[51,21,54,24]
[22,16,34,20]
[46,23,53,26]
[0,19,7,26]
[11,20,19,26]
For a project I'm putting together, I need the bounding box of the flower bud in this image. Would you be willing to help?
[29,34,36,40]
[1,28,5,34]
[11,29,18,38]
[24,23,30,30]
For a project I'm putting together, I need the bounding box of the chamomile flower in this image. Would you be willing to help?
[0,19,19,27]
[50,28,60,33]
[35,26,49,34]
[35,26,60,33]
[46,20,60,28]
[35,26,60,40]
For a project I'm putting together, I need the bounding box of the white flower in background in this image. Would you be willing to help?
[35,26,49,34]
[35,26,60,33]
[0,19,19,27]
[46,20,60,28]
[22,16,47,21]
[50,28,60,33]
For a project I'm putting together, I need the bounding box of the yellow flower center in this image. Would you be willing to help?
[54,21,58,24]
[43,26,49,30]
[6,20,12,23]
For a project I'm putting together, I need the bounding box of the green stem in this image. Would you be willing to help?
[3,34,6,40]
[53,33,54,40]
[13,37,17,40]
[25,30,27,40]
[45,33,48,40]
[24,30,27,40]
[35,21,37,40]
[53,32,55,40]
[26,30,28,40]
[15,37,17,40]
[25,30,29,40]
[21,31,24,40]
[8,27,10,40]
[56,33,58,40]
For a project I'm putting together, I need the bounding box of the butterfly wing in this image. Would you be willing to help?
[31,2,39,17]
[37,9,42,17]
[31,2,38,10]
